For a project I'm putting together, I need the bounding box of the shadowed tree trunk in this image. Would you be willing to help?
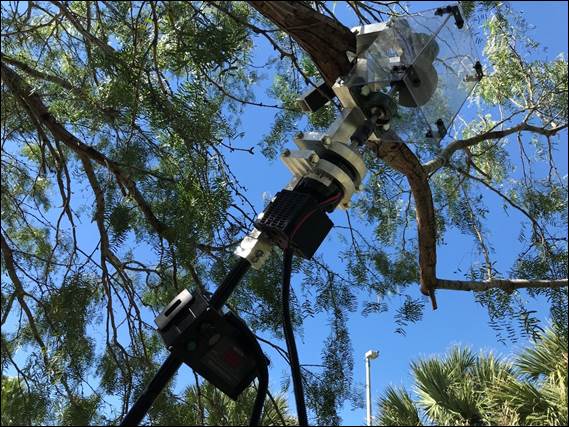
[249,1,355,86]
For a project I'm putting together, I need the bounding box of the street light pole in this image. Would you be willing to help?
[365,350,379,426]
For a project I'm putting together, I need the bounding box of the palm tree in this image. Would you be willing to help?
[376,327,568,426]
[147,381,296,426]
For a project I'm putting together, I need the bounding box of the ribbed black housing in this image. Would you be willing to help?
[255,190,333,259]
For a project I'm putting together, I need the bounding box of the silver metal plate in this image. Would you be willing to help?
[234,228,273,270]
[280,149,318,177]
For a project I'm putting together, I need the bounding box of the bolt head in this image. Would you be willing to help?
[321,136,331,147]
[309,153,319,164]
[361,85,371,96]
[357,183,365,192]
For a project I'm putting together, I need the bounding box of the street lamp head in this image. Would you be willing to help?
[365,350,379,360]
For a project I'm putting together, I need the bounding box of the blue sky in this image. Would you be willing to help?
[224,1,568,425]
[1,1,567,425]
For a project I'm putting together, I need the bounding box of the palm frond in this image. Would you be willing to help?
[376,385,422,426]
[412,355,482,425]
[516,327,568,380]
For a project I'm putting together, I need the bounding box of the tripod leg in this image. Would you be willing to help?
[209,258,251,310]
[120,353,182,426]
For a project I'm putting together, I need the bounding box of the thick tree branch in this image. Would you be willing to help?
[1,62,175,243]
[251,2,569,307]
[367,131,438,309]
[248,1,442,306]
[247,1,356,86]
[436,278,568,292]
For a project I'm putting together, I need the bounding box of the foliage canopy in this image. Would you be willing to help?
[0,1,567,424]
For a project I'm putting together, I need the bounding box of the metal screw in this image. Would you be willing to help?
[321,136,331,147]
[357,183,365,192]
[282,149,291,157]
[309,153,319,164]
[361,85,370,96]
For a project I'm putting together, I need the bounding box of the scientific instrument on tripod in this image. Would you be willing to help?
[121,4,482,426]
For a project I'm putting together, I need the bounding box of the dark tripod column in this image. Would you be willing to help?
[119,353,182,426]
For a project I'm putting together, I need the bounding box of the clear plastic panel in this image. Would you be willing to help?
[412,8,480,141]
[345,3,481,143]
[346,9,448,88]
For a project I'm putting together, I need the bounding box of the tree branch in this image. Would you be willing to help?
[367,131,438,309]
[0,233,49,359]
[424,122,568,174]
[252,1,569,309]
[1,62,175,243]
[246,1,441,308]
[436,278,568,292]
[247,1,356,86]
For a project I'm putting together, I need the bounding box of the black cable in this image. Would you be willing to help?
[120,352,182,426]
[249,357,269,426]
[209,257,251,310]
[282,247,309,426]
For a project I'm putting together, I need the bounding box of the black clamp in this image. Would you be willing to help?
[296,80,336,113]
[435,5,464,29]
[425,118,447,139]
[464,61,485,82]
[474,61,484,80]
